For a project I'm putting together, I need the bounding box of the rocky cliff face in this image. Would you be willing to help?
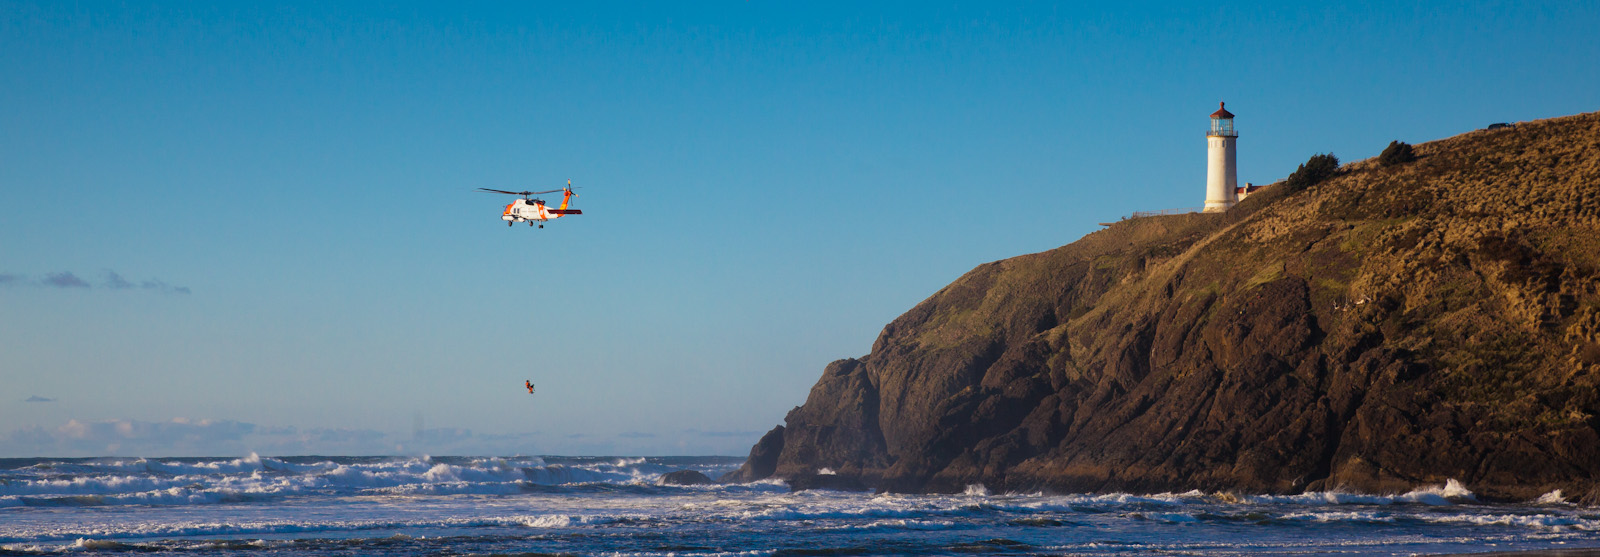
[730,112,1600,501]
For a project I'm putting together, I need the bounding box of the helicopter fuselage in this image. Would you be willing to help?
[501,198,581,226]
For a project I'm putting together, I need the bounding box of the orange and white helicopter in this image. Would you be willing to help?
[478,181,583,228]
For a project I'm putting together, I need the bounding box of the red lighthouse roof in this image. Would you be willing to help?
[1210,101,1234,119]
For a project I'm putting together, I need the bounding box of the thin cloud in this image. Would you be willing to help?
[139,279,191,295]
[618,431,657,439]
[23,418,260,456]
[0,419,394,457]
[43,272,90,288]
[24,396,55,403]
[109,270,191,294]
[1,418,572,458]
[104,270,135,289]
[0,270,190,294]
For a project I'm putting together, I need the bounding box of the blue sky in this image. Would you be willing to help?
[3,1,1597,457]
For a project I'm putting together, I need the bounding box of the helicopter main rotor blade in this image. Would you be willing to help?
[477,188,532,195]
[476,186,579,196]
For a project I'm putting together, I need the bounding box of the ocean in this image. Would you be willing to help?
[2,454,1598,556]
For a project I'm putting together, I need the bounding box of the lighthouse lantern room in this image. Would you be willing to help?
[1204,102,1239,212]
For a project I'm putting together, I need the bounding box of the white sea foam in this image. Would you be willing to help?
[75,538,136,550]
[1246,491,1408,506]
[374,481,523,496]
[823,518,961,532]
[739,505,931,521]
[2,511,645,545]
[1245,479,1476,507]
[518,514,584,528]
[0,544,54,553]
[0,473,191,496]
[1280,510,1398,523]
[1536,489,1567,504]
[1400,478,1477,504]
[1418,512,1600,530]
[1085,492,1192,505]
[501,514,625,528]
[0,455,735,509]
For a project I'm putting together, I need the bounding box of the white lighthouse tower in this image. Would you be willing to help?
[1203,102,1238,212]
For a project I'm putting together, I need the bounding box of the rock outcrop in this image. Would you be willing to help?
[719,425,785,483]
[659,470,714,486]
[731,112,1600,500]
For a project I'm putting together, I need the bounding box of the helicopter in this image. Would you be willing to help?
[478,181,583,228]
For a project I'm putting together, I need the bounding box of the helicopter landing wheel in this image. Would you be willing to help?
[539,224,544,229]
[507,222,512,227]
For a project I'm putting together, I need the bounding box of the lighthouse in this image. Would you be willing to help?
[1203,102,1238,212]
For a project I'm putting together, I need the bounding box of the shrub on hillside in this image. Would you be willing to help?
[1379,140,1417,166]
[1283,153,1340,192]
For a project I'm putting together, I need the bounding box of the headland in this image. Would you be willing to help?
[728,111,1600,501]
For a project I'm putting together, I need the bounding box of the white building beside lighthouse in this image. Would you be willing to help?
[1203,102,1238,212]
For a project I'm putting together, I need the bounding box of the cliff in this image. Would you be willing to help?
[729,111,1600,501]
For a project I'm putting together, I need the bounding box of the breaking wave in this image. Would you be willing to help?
[0,454,744,509]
